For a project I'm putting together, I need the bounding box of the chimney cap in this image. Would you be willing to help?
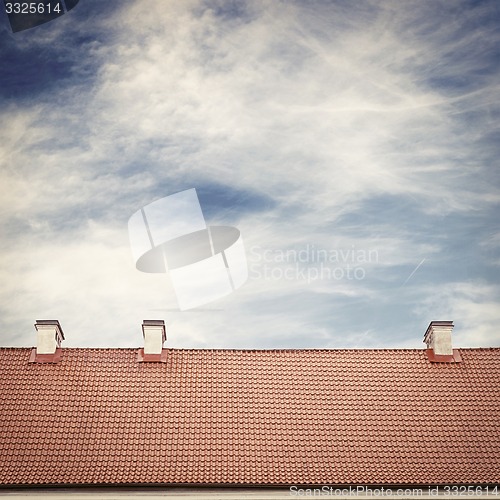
[34,319,65,340]
[142,319,165,327]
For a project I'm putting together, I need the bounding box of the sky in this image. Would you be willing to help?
[0,0,499,350]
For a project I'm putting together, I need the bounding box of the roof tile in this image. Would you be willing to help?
[0,347,499,486]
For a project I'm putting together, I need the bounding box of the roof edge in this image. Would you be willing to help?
[1,346,500,352]
[1,481,499,490]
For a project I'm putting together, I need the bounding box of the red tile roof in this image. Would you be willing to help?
[0,347,499,486]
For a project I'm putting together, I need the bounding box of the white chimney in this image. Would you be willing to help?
[424,321,454,355]
[34,320,64,354]
[142,320,166,355]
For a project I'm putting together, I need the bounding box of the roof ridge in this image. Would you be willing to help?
[1,346,500,351]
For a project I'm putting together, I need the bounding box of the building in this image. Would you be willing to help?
[0,320,499,498]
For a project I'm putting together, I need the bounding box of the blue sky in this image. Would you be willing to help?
[0,0,499,349]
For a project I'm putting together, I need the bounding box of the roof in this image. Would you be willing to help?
[0,347,499,487]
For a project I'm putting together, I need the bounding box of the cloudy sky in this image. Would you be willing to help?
[1,0,499,350]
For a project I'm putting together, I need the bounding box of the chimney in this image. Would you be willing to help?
[424,320,453,355]
[142,320,167,355]
[30,320,65,363]
[423,320,461,362]
[34,319,64,354]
